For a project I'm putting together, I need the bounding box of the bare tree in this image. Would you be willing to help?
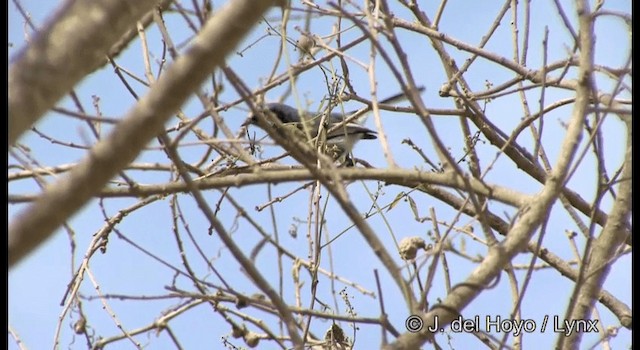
[8,1,631,350]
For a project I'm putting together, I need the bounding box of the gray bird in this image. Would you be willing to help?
[246,103,377,159]
[244,87,423,164]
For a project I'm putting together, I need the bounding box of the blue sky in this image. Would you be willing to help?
[9,1,631,349]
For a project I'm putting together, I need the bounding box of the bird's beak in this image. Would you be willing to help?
[242,115,258,127]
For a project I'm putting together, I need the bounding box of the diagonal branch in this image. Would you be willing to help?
[9,0,159,145]
[384,3,593,345]
[8,0,279,267]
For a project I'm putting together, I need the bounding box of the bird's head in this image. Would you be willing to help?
[243,103,302,128]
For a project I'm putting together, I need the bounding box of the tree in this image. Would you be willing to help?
[8,0,631,349]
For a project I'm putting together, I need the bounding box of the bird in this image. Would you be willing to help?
[244,103,377,165]
[244,87,424,165]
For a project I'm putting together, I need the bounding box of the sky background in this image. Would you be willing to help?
[9,1,631,349]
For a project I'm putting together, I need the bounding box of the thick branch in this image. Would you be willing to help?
[9,0,159,145]
[8,0,278,267]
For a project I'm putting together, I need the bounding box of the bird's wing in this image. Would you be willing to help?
[326,123,377,140]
